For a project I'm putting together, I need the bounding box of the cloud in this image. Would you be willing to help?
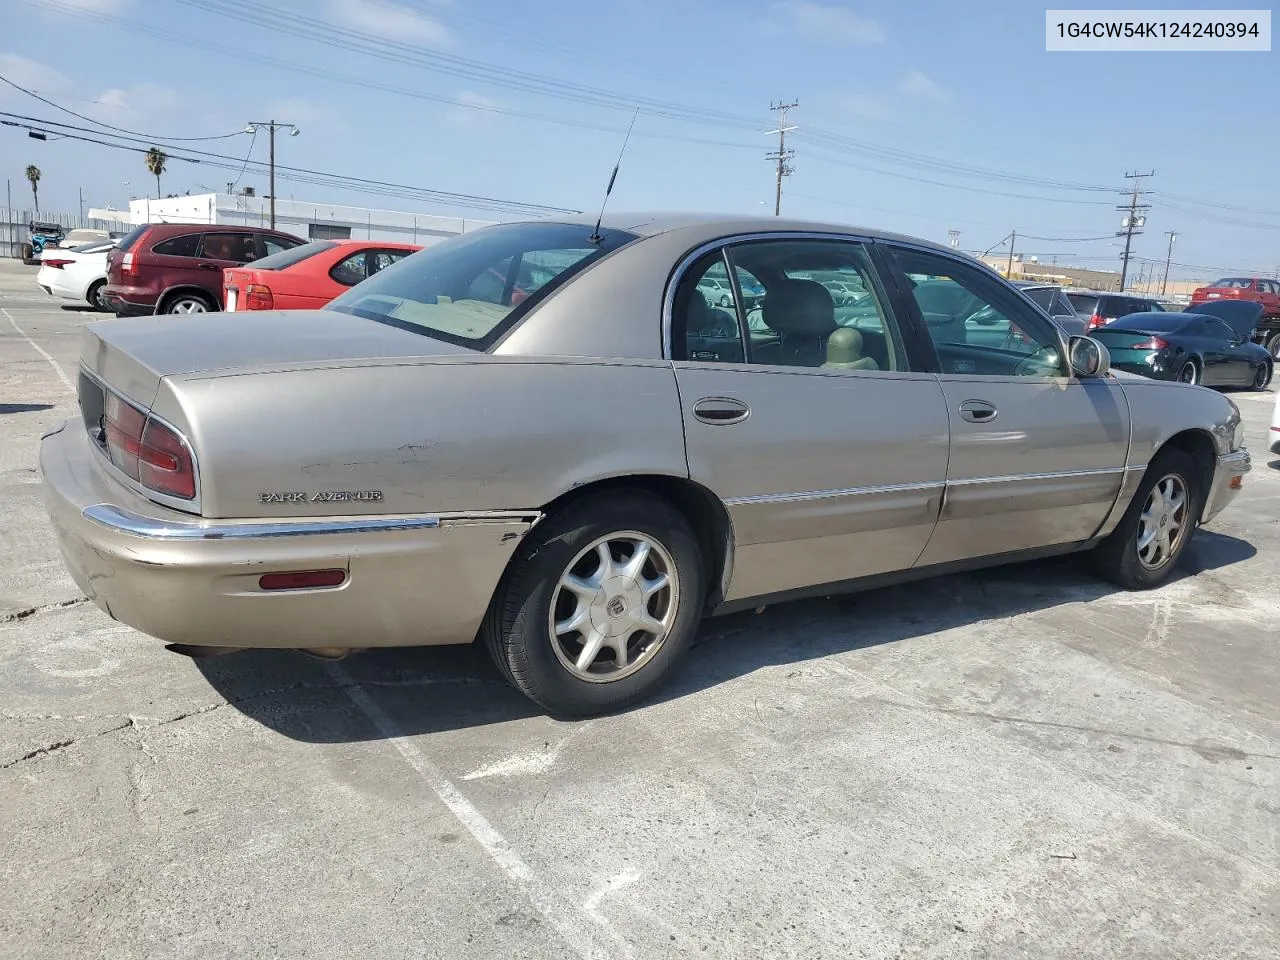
[89,83,180,120]
[327,0,451,44]
[447,90,505,125]
[0,53,73,96]
[900,70,947,101]
[776,1,886,43]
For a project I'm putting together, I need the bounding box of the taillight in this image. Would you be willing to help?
[42,258,74,269]
[1087,313,1106,330]
[102,390,196,499]
[1130,337,1169,350]
[121,251,139,277]
[245,284,274,310]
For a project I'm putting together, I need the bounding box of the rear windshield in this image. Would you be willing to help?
[247,240,337,270]
[1105,313,1189,332]
[1065,294,1098,314]
[1211,278,1254,288]
[326,221,637,348]
[114,225,151,252]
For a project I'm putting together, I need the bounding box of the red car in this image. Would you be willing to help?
[1191,277,1280,355]
[104,223,305,315]
[222,239,421,311]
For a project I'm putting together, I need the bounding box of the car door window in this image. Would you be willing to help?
[889,246,1064,377]
[150,234,200,258]
[369,249,410,275]
[197,232,256,264]
[673,239,908,372]
[262,235,302,257]
[1207,319,1238,342]
[331,250,368,286]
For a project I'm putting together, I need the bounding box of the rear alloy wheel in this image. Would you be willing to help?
[1092,447,1200,590]
[1176,360,1198,385]
[164,293,213,315]
[1267,333,1280,360]
[482,492,704,717]
[86,280,108,312]
[1253,361,1273,391]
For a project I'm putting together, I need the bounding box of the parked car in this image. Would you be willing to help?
[58,228,113,249]
[222,239,420,312]
[696,275,734,308]
[20,220,65,264]
[1092,301,1272,389]
[1066,291,1165,331]
[103,223,305,316]
[40,214,1250,717]
[34,239,116,311]
[1190,277,1280,357]
[1014,281,1084,334]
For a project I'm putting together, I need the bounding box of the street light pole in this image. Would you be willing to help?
[1161,231,1177,296]
[245,121,299,229]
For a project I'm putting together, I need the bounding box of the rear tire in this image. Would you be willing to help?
[19,242,33,265]
[161,291,215,315]
[482,492,705,717]
[86,279,108,312]
[1267,333,1280,360]
[1176,360,1198,385]
[1092,448,1201,590]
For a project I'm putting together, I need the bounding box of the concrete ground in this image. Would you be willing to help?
[0,256,1276,960]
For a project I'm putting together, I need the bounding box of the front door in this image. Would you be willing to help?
[670,237,950,602]
[881,244,1131,567]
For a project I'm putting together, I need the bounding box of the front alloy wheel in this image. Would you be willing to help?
[1135,474,1188,570]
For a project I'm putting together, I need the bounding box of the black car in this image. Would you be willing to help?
[1066,291,1165,331]
[1091,300,1272,389]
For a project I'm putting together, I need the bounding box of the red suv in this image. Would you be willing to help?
[104,223,305,315]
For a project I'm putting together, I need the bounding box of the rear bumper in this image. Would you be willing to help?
[103,284,157,316]
[1201,449,1250,525]
[39,420,536,650]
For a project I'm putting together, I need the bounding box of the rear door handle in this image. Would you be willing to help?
[196,262,221,270]
[693,397,750,425]
[958,399,998,423]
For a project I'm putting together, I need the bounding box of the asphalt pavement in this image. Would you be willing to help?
[1,257,1276,959]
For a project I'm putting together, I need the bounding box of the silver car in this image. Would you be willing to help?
[40,214,1251,717]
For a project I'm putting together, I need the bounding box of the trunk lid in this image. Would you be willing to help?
[1184,300,1264,340]
[80,309,476,408]
[1091,328,1168,350]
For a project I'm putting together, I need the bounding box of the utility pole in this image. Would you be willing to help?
[245,120,299,229]
[1006,229,1017,279]
[1161,231,1177,295]
[1116,170,1153,291]
[765,100,798,217]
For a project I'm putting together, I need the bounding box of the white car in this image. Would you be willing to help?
[35,240,115,311]
[1271,391,1280,453]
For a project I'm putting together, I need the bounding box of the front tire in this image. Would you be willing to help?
[482,492,705,717]
[1253,360,1272,391]
[1266,332,1280,360]
[1092,448,1201,590]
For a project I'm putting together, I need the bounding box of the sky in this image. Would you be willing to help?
[1,0,1277,282]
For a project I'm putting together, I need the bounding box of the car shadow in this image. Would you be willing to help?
[0,403,55,415]
[195,530,1256,743]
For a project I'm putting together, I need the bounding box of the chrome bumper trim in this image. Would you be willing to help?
[82,504,540,541]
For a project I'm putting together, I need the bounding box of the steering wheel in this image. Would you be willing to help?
[1013,345,1061,377]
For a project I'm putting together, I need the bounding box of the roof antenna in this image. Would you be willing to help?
[588,109,639,244]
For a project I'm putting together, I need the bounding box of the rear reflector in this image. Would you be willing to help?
[1230,476,1244,490]
[258,569,347,591]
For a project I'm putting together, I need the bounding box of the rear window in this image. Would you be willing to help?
[1212,278,1254,288]
[1106,313,1189,332]
[326,221,637,349]
[247,240,337,270]
[1066,294,1098,314]
[114,225,151,253]
[151,234,201,257]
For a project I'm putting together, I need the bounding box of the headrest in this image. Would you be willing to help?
[826,326,864,363]
[761,279,836,337]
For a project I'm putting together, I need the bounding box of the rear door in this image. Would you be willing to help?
[670,234,950,603]
[881,244,1130,565]
[192,232,259,305]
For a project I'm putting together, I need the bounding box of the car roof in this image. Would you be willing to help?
[537,211,961,255]
[144,222,298,235]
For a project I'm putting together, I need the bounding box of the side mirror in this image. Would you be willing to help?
[1069,335,1110,378]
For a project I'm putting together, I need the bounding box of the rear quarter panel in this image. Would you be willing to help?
[153,356,688,518]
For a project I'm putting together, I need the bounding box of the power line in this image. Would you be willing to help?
[0,73,248,141]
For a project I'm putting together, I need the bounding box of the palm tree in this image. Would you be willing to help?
[25,164,40,212]
[145,147,167,198]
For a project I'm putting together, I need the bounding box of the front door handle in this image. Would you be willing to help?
[958,399,998,423]
[693,397,750,425]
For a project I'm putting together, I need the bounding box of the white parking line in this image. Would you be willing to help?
[2,306,75,394]
[325,661,629,960]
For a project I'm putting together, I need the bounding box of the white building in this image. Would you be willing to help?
[115,193,495,246]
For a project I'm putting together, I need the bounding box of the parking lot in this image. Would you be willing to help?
[1,254,1277,958]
